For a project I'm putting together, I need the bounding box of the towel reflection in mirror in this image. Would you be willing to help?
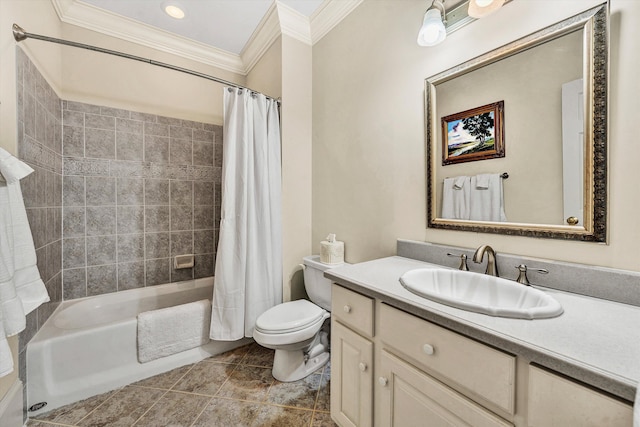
[442,173,507,222]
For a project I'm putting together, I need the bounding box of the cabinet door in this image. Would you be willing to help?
[528,365,633,427]
[331,321,373,427]
[377,350,513,427]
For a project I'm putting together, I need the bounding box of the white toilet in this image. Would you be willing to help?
[253,255,343,382]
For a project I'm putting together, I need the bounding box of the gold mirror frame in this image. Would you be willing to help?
[425,4,608,242]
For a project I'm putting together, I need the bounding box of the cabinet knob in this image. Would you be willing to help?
[343,305,352,313]
[359,362,367,372]
[378,377,388,387]
[423,344,435,355]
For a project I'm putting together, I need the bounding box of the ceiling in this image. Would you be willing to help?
[80,0,325,55]
[51,0,360,74]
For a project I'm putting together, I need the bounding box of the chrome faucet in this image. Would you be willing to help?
[473,245,499,276]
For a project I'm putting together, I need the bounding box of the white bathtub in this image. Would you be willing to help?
[27,277,250,416]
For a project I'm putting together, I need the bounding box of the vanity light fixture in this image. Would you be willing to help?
[468,0,505,19]
[162,1,185,19]
[417,0,447,47]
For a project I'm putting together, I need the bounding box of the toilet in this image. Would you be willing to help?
[253,255,344,382]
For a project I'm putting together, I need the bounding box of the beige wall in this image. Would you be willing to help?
[312,0,640,272]
[246,35,283,99]
[435,30,583,225]
[60,24,246,125]
[0,0,63,403]
[280,35,313,301]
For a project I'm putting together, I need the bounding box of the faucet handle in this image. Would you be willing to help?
[515,264,548,286]
[447,253,469,271]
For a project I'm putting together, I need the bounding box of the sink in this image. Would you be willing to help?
[399,268,563,320]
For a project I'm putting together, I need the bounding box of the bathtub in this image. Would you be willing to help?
[27,277,250,416]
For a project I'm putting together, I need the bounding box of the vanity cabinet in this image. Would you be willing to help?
[331,285,375,427]
[330,283,634,427]
[527,365,633,426]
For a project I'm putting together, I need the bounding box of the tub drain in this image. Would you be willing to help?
[29,402,47,412]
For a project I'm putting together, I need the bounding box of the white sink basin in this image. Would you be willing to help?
[399,268,563,320]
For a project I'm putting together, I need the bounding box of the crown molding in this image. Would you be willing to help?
[51,0,245,74]
[49,0,362,76]
[310,0,364,44]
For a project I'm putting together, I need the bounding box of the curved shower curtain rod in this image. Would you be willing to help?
[12,24,281,105]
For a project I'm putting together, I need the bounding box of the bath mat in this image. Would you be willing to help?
[137,299,211,363]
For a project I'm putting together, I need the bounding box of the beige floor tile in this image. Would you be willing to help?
[250,404,314,427]
[266,373,322,409]
[191,397,262,427]
[133,391,211,427]
[315,374,330,412]
[206,343,252,364]
[241,343,275,368]
[34,389,116,425]
[216,365,275,402]
[133,364,193,389]
[172,361,234,396]
[77,386,165,427]
[311,410,338,426]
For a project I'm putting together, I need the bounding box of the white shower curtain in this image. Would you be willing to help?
[210,88,282,340]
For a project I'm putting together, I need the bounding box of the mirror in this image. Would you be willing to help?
[425,4,607,242]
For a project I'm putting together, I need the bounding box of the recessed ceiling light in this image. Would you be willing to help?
[162,1,185,19]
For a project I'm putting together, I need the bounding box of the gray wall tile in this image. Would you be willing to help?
[87,265,117,296]
[116,118,143,134]
[86,176,116,206]
[63,268,87,299]
[171,267,193,283]
[171,180,193,206]
[193,129,214,142]
[194,254,214,279]
[86,235,117,266]
[85,128,115,159]
[131,111,157,123]
[63,125,84,157]
[144,122,169,136]
[146,258,170,286]
[171,231,193,257]
[194,181,213,205]
[170,125,193,140]
[63,237,86,269]
[85,113,115,130]
[63,207,85,237]
[193,142,213,166]
[194,230,214,255]
[63,110,84,127]
[145,232,170,259]
[144,135,170,163]
[117,205,145,234]
[116,132,144,161]
[117,178,144,205]
[171,205,193,231]
[117,233,144,261]
[194,205,214,230]
[145,205,170,232]
[86,206,116,236]
[118,261,145,290]
[170,138,192,165]
[145,179,170,205]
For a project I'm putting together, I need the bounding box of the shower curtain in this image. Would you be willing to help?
[210,88,282,340]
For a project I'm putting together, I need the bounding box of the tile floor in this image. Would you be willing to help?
[28,343,336,427]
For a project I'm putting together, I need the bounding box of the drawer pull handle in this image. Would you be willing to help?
[423,344,435,355]
[359,362,367,372]
[343,305,352,313]
[378,377,388,387]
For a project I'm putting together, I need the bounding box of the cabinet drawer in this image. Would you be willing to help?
[332,284,374,337]
[379,303,516,415]
[377,350,513,427]
[528,365,633,426]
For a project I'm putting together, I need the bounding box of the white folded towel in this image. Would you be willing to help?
[475,174,491,189]
[469,174,507,222]
[137,299,212,363]
[0,148,50,378]
[441,176,471,220]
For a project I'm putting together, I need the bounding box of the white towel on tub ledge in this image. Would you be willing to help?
[137,299,212,363]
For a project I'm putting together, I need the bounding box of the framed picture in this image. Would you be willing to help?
[441,101,504,165]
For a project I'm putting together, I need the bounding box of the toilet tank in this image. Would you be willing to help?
[302,255,344,311]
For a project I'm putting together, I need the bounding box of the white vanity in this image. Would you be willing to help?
[327,255,638,427]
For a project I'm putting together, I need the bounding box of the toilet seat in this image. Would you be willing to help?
[255,300,326,334]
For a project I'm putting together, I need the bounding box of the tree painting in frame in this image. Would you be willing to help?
[442,101,505,165]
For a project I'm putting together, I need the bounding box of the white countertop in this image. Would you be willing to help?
[325,256,640,402]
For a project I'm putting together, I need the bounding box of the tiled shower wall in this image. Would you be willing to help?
[15,47,63,419]
[61,102,223,299]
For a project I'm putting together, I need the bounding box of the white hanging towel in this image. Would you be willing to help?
[441,176,471,220]
[0,148,50,377]
[469,174,507,222]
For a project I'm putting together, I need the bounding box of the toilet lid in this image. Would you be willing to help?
[255,300,326,334]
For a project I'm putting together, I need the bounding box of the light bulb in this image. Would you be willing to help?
[468,0,505,18]
[417,9,446,47]
[475,0,494,7]
[162,2,185,19]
